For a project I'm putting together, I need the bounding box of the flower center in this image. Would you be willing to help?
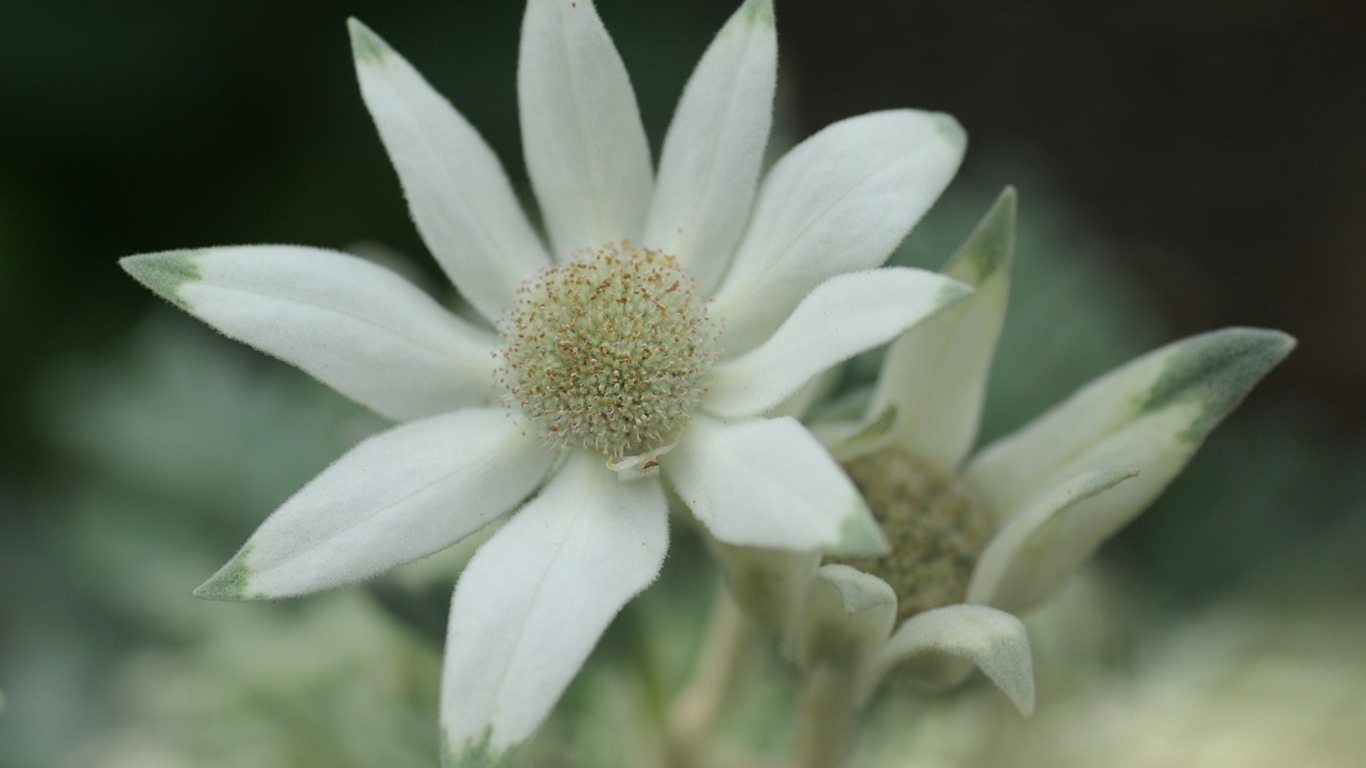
[829,447,994,622]
[497,242,716,465]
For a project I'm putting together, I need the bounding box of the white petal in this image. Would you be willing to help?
[967,328,1296,525]
[643,0,776,293]
[704,268,970,419]
[349,20,549,323]
[193,409,551,600]
[121,246,500,422]
[707,109,966,355]
[519,0,653,256]
[440,452,668,764]
[792,564,897,672]
[873,604,1034,715]
[663,415,887,556]
[867,188,1016,473]
[967,467,1138,614]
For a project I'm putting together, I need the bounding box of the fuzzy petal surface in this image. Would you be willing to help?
[663,415,887,556]
[704,267,969,419]
[350,19,550,323]
[873,604,1034,714]
[121,246,500,422]
[869,187,1016,474]
[194,409,551,600]
[439,451,668,766]
[708,109,965,355]
[967,328,1296,526]
[794,564,897,672]
[519,0,653,256]
[967,467,1139,613]
[643,0,776,293]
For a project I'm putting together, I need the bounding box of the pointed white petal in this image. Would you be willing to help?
[349,20,549,322]
[873,604,1034,715]
[121,246,500,422]
[792,564,897,672]
[868,188,1016,473]
[967,328,1296,526]
[519,0,652,256]
[663,415,887,556]
[967,467,1138,613]
[704,268,970,419]
[708,109,966,354]
[440,452,668,765]
[643,0,776,293]
[194,409,551,600]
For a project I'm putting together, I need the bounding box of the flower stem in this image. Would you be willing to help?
[790,665,859,768]
[667,583,759,767]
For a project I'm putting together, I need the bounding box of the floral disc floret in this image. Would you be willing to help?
[831,447,995,622]
[497,242,716,465]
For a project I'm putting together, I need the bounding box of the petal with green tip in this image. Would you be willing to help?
[708,109,967,356]
[122,245,500,422]
[643,0,776,293]
[663,415,888,555]
[866,187,1016,474]
[872,604,1034,715]
[195,409,551,601]
[349,18,549,323]
[704,268,971,419]
[793,564,897,672]
[440,451,668,766]
[519,0,653,256]
[967,328,1295,527]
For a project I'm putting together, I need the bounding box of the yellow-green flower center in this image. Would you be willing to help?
[831,447,994,622]
[497,243,716,464]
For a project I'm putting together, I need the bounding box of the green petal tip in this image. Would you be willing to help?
[347,18,388,65]
[739,0,775,26]
[827,502,891,557]
[192,549,254,601]
[947,186,1018,282]
[120,251,201,311]
[1142,327,1296,443]
[443,728,508,768]
[930,112,967,150]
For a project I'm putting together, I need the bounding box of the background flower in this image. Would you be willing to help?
[788,189,1292,711]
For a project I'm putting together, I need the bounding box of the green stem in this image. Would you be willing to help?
[790,665,859,768]
[667,584,759,768]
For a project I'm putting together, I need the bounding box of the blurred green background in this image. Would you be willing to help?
[2,1,1363,765]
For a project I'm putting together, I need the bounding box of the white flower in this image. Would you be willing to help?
[780,189,1295,713]
[121,0,969,763]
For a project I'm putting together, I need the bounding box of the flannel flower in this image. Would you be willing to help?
[121,0,971,764]
[778,189,1294,714]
